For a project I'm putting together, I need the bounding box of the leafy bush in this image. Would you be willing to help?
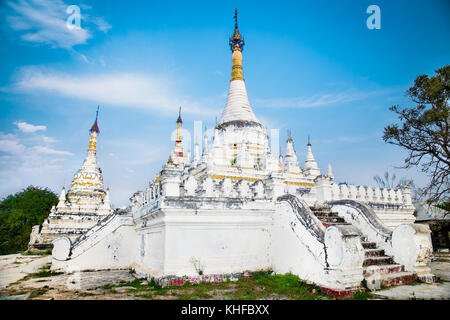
[0,186,58,255]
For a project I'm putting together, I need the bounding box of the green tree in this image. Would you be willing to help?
[383,65,449,207]
[0,186,58,255]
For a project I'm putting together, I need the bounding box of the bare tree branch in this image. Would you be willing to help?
[383,65,450,206]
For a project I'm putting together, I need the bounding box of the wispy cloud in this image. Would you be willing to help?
[4,0,110,49]
[14,121,46,133]
[31,145,73,156]
[10,67,219,116]
[91,16,111,33]
[0,128,73,199]
[0,133,26,154]
[0,130,72,156]
[254,89,390,109]
[320,132,381,144]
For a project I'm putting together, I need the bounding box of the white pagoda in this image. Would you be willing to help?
[51,10,436,296]
[29,110,113,247]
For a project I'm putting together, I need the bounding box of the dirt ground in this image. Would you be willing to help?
[0,254,329,300]
[0,253,449,300]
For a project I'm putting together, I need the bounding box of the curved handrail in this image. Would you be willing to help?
[328,199,392,238]
[277,194,326,241]
[68,214,134,260]
[71,213,118,250]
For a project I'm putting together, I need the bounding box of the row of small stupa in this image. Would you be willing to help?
[29,103,325,248]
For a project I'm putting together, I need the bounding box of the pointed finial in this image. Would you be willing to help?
[229,9,245,52]
[90,106,100,133]
[307,135,311,146]
[287,129,292,142]
[177,106,183,124]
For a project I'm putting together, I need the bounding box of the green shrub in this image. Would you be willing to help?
[0,186,57,255]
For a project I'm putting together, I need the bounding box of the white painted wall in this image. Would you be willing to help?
[135,205,273,278]
[52,214,136,272]
[271,201,328,284]
[392,224,435,281]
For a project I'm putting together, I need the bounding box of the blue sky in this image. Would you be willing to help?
[0,0,449,207]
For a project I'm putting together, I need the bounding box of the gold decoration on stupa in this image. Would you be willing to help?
[229,9,245,81]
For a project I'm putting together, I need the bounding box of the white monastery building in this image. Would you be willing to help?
[47,11,436,296]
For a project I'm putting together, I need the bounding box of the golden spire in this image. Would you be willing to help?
[88,107,100,153]
[287,129,293,142]
[229,9,245,81]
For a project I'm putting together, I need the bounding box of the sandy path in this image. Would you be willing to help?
[0,254,52,290]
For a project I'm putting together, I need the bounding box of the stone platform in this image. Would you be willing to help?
[373,260,450,300]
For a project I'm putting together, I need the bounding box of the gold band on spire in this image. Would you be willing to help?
[88,132,97,153]
[231,45,244,80]
[176,107,182,142]
[177,122,181,142]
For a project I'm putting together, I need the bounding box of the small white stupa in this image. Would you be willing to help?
[30,108,113,247]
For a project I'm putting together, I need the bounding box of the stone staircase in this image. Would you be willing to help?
[310,206,417,290]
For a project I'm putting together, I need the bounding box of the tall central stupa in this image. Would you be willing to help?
[220,10,259,124]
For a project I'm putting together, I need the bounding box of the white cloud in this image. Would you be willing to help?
[40,135,58,143]
[0,129,74,199]
[31,145,73,156]
[254,89,389,109]
[11,67,219,116]
[91,17,111,33]
[0,133,26,154]
[5,0,110,49]
[319,132,381,144]
[14,121,46,133]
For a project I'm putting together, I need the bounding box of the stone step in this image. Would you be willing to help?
[363,264,405,277]
[322,222,351,228]
[309,206,330,211]
[365,271,417,290]
[364,249,385,257]
[311,210,339,217]
[364,256,394,267]
[315,216,346,224]
[361,242,377,249]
